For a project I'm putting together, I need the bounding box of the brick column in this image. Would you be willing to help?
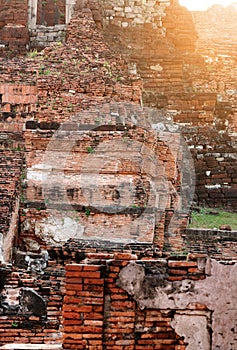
[62,264,105,350]
[103,255,137,350]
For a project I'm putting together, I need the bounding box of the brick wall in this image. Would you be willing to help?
[62,258,191,350]
[0,133,24,262]
[22,115,189,249]
[58,242,236,350]
[0,0,236,208]
[63,264,105,350]
[183,228,237,260]
[37,0,66,26]
[0,263,65,346]
[0,0,29,55]
[1,243,236,348]
[0,2,236,350]
[100,0,170,29]
[0,0,28,28]
[100,1,237,209]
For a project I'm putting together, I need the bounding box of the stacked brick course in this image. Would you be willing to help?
[184,228,237,260]
[63,264,104,350]
[1,0,236,207]
[0,132,24,262]
[0,0,29,55]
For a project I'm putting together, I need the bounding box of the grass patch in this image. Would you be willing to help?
[189,208,237,230]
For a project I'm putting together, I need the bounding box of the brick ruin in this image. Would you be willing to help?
[0,1,236,349]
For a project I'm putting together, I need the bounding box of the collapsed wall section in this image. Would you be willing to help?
[0,0,236,208]
[0,0,77,53]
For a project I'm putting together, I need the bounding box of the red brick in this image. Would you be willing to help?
[168,261,197,268]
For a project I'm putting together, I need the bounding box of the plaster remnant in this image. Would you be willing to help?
[171,314,210,350]
[205,184,221,189]
[25,250,48,274]
[150,63,163,72]
[27,163,52,182]
[35,216,85,244]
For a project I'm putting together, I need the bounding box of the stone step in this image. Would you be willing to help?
[0,345,62,350]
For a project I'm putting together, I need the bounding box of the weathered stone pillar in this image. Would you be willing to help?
[66,0,77,24]
[28,0,38,29]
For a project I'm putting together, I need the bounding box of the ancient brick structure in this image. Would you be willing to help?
[0,0,29,55]
[0,1,236,350]
[0,0,77,53]
[100,1,237,209]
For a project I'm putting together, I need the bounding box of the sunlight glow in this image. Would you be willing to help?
[179,0,236,11]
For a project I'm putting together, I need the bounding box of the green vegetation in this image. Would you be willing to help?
[87,147,95,154]
[103,61,113,77]
[20,194,25,204]
[28,49,38,58]
[189,208,237,230]
[11,321,19,328]
[39,65,51,76]
[85,209,91,217]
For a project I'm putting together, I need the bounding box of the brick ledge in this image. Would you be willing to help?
[0,345,62,350]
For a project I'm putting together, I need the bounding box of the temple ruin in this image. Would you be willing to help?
[0,1,236,349]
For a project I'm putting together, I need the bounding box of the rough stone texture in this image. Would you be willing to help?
[101,0,171,29]
[29,25,66,49]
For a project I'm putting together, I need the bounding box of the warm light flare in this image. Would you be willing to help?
[179,0,236,11]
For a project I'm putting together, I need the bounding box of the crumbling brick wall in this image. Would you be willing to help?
[100,0,237,209]
[0,2,236,349]
[61,246,237,350]
[63,260,187,350]
[0,264,65,346]
[37,0,66,26]
[1,0,236,210]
